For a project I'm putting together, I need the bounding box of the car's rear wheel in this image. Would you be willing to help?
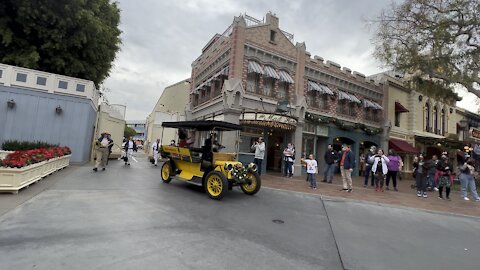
[241,172,261,195]
[205,171,228,200]
[161,162,172,183]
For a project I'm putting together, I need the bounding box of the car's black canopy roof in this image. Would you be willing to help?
[161,120,242,131]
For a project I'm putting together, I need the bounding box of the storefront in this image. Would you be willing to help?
[237,112,297,174]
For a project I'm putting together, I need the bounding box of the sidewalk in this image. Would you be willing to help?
[261,173,480,217]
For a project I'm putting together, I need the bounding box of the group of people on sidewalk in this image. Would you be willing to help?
[92,133,137,171]
[295,142,479,202]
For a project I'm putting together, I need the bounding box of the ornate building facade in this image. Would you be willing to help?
[187,13,385,175]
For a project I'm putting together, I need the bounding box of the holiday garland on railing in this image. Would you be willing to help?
[304,113,383,135]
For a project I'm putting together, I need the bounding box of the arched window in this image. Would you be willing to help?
[434,106,439,134]
[441,108,446,135]
[425,103,430,132]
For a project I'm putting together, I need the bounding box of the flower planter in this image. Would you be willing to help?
[0,155,71,194]
[0,150,13,160]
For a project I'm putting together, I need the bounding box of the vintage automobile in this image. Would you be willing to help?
[159,120,261,200]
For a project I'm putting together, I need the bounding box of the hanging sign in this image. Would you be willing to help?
[240,112,297,130]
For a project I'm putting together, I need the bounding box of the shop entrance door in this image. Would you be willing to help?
[267,131,286,172]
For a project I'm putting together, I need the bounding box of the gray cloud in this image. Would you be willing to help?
[103,0,474,120]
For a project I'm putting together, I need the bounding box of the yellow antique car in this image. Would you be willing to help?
[159,120,261,200]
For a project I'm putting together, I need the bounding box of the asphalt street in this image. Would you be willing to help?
[0,155,479,270]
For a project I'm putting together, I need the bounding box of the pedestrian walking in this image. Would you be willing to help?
[251,137,265,175]
[386,149,401,191]
[303,154,318,189]
[458,156,480,202]
[283,143,295,178]
[322,144,338,183]
[152,139,161,166]
[370,149,390,192]
[424,155,438,191]
[364,146,376,188]
[93,132,113,172]
[339,144,355,192]
[436,152,453,200]
[106,133,114,165]
[124,136,137,166]
[413,154,428,198]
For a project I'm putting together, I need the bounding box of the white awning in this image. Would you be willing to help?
[264,65,280,79]
[319,84,334,95]
[194,66,228,93]
[337,91,352,101]
[278,70,294,83]
[363,99,383,110]
[307,81,321,91]
[372,101,383,110]
[349,93,361,104]
[363,99,376,109]
[248,61,264,74]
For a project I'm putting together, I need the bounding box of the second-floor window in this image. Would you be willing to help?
[278,82,289,101]
[247,72,260,93]
[442,108,446,135]
[425,103,431,132]
[395,112,401,127]
[263,77,275,97]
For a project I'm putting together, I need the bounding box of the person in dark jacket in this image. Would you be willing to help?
[340,144,355,192]
[322,144,339,183]
[364,145,376,188]
[436,151,453,200]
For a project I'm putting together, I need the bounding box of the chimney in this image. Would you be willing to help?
[266,12,279,28]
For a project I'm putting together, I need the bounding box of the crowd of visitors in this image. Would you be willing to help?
[291,142,479,202]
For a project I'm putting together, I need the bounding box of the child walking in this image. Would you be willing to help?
[304,154,318,189]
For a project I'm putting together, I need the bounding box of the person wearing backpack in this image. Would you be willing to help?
[364,146,376,188]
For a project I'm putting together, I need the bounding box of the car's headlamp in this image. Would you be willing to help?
[224,163,233,171]
[247,163,257,172]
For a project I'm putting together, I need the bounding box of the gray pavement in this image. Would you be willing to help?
[0,155,479,270]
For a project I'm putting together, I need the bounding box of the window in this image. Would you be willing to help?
[441,109,446,135]
[37,77,47,86]
[270,30,276,42]
[395,112,401,127]
[0,69,3,78]
[434,106,439,134]
[263,77,275,97]
[425,103,430,132]
[306,92,315,107]
[58,80,68,89]
[76,84,86,92]
[348,104,356,116]
[247,73,260,93]
[278,82,289,100]
[16,73,27,82]
[337,100,349,115]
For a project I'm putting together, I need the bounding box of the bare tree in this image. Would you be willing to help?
[372,0,479,97]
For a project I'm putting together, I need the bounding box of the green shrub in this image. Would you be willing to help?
[1,140,59,151]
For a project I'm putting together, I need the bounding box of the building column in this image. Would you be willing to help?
[293,122,304,176]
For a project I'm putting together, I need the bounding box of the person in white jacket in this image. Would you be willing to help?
[152,139,161,166]
[369,148,390,192]
[251,137,265,175]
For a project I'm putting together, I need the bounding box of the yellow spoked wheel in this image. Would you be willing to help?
[205,171,228,200]
[241,172,261,195]
[161,162,172,183]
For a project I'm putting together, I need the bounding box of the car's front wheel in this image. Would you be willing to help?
[204,171,228,200]
[241,172,261,196]
[161,162,172,183]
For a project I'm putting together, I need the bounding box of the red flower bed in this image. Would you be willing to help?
[0,147,71,168]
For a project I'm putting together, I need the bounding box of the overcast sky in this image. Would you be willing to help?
[103,0,477,121]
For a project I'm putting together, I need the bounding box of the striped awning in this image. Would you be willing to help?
[363,99,377,109]
[349,93,361,104]
[338,91,352,101]
[278,70,294,83]
[193,66,228,93]
[248,61,264,74]
[318,84,334,95]
[372,101,383,110]
[307,81,321,91]
[264,66,280,79]
[363,99,383,110]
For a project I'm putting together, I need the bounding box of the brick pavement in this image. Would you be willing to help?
[261,173,480,217]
